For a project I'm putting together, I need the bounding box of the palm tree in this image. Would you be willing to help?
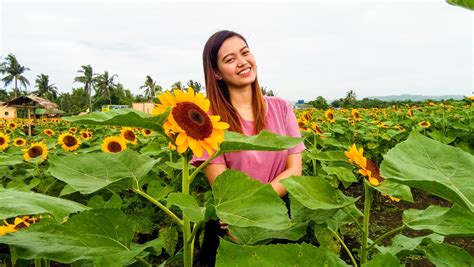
[34,74,58,100]
[187,80,202,93]
[73,65,95,112]
[139,75,162,100]
[1,54,30,98]
[95,71,118,105]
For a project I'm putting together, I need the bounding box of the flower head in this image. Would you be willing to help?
[152,88,229,157]
[13,138,26,147]
[324,109,335,123]
[58,133,81,151]
[351,109,362,121]
[23,142,48,161]
[0,133,10,151]
[43,129,54,137]
[418,121,431,128]
[121,128,137,145]
[102,136,127,153]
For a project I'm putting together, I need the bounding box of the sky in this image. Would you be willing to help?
[1,0,473,102]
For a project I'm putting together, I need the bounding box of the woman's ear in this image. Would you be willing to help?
[214,71,222,80]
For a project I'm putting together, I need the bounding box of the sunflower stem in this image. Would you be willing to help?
[131,188,183,228]
[366,225,405,251]
[188,150,221,184]
[329,229,358,267]
[360,181,374,265]
[181,152,193,267]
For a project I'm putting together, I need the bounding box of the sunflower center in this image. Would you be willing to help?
[107,141,123,153]
[82,132,88,138]
[172,102,213,140]
[28,146,43,158]
[0,138,5,145]
[124,130,136,141]
[63,135,77,147]
[16,140,24,145]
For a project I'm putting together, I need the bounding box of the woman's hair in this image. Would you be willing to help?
[202,30,266,134]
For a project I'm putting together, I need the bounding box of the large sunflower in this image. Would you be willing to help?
[0,133,10,151]
[121,128,137,145]
[102,136,127,153]
[23,142,48,161]
[152,88,229,157]
[58,133,81,151]
[13,138,26,147]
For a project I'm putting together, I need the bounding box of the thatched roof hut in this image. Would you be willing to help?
[3,95,60,135]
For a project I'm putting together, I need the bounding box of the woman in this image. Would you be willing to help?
[192,30,305,266]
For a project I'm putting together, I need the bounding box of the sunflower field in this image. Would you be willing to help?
[0,90,473,267]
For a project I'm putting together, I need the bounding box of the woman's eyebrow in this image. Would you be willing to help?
[222,46,249,61]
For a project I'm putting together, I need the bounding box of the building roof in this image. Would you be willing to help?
[3,95,59,110]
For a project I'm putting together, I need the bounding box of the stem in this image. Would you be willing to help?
[188,221,202,245]
[132,188,183,228]
[329,229,358,267]
[312,135,317,175]
[342,206,363,231]
[188,151,221,184]
[360,181,374,265]
[134,256,152,267]
[366,225,406,251]
[181,153,193,267]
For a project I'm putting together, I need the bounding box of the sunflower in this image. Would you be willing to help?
[80,130,93,140]
[8,122,17,129]
[13,138,26,147]
[142,128,153,136]
[58,133,81,151]
[121,128,137,145]
[44,129,54,136]
[418,121,431,128]
[23,142,48,161]
[0,133,10,150]
[407,109,414,117]
[102,136,127,153]
[297,118,308,131]
[0,216,38,236]
[153,88,229,157]
[345,144,367,170]
[351,109,362,121]
[69,127,78,134]
[301,111,313,121]
[310,122,323,135]
[324,109,335,123]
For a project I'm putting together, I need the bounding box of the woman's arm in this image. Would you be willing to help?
[270,153,303,197]
[203,163,228,187]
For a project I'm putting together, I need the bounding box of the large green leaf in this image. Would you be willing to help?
[380,132,474,212]
[212,170,291,230]
[63,108,169,132]
[281,176,359,210]
[322,165,358,183]
[403,205,474,236]
[0,209,159,266]
[367,179,414,203]
[422,242,474,267]
[227,222,307,245]
[447,0,474,11]
[363,253,401,267]
[48,150,159,194]
[216,239,349,267]
[0,188,88,221]
[219,130,302,154]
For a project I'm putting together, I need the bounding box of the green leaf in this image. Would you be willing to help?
[159,226,178,256]
[447,0,474,11]
[147,180,173,200]
[0,188,88,221]
[368,179,414,203]
[48,150,159,194]
[63,108,169,133]
[313,224,341,255]
[428,130,457,144]
[0,154,24,166]
[228,222,307,245]
[375,234,444,256]
[403,205,474,236]
[322,165,358,183]
[87,194,122,209]
[281,176,359,210]
[308,151,347,162]
[216,239,349,267]
[363,253,401,267]
[380,132,474,212]
[422,242,474,267]
[212,170,291,230]
[219,130,302,154]
[166,193,204,223]
[0,209,155,266]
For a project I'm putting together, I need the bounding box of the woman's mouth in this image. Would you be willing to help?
[238,68,251,77]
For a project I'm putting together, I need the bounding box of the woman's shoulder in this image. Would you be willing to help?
[264,96,292,112]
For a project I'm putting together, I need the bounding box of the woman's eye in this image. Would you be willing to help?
[243,51,249,55]
[226,58,234,63]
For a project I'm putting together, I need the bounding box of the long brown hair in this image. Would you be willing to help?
[202,30,266,134]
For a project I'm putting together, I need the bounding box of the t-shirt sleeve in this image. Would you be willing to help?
[189,150,226,167]
[284,101,306,154]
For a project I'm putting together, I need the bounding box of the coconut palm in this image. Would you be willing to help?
[187,80,202,93]
[1,54,30,98]
[73,65,96,112]
[95,71,118,105]
[139,75,162,100]
[34,74,58,100]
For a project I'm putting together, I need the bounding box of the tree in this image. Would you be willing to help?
[113,83,134,106]
[140,75,162,99]
[308,96,329,109]
[1,54,30,98]
[57,88,89,115]
[171,81,184,90]
[95,71,118,105]
[187,80,203,93]
[261,86,275,96]
[34,74,58,100]
[342,90,357,108]
[73,65,96,112]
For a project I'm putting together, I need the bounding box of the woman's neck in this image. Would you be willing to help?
[228,84,253,109]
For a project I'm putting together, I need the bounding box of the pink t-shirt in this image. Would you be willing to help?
[190,96,305,184]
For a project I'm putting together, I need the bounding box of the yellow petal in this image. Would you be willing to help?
[188,138,203,157]
[175,132,188,146]
[177,139,189,154]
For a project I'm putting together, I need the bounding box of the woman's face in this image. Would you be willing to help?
[216,36,257,89]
